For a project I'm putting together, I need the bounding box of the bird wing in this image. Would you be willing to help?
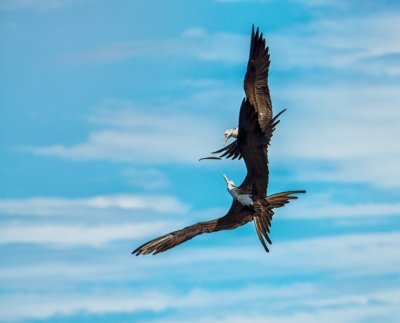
[132,201,252,256]
[244,25,272,130]
[198,141,242,161]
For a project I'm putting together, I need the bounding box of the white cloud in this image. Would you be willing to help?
[292,202,400,218]
[66,13,400,77]
[0,291,174,321]
[0,222,177,246]
[141,232,400,278]
[270,12,400,75]
[1,279,399,321]
[0,262,113,281]
[279,194,400,219]
[269,83,400,188]
[0,230,398,320]
[30,120,216,163]
[160,297,400,323]
[68,27,248,65]
[27,95,239,164]
[0,194,189,216]
[2,231,399,282]
[0,193,189,247]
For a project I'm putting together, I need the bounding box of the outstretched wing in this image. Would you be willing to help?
[244,25,272,130]
[132,201,252,256]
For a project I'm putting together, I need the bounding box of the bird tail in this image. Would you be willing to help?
[266,190,306,209]
[253,190,306,253]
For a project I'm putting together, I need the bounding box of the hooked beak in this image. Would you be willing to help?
[222,174,229,184]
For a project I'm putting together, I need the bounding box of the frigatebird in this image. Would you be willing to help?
[201,26,278,161]
[132,26,305,256]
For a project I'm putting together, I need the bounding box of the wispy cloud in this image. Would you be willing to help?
[65,12,400,77]
[270,12,400,76]
[26,95,239,163]
[2,231,399,282]
[1,229,398,320]
[0,194,189,216]
[158,290,400,323]
[1,279,399,321]
[145,232,400,278]
[283,199,400,219]
[270,83,400,188]
[0,222,177,246]
[0,193,189,246]
[67,27,247,65]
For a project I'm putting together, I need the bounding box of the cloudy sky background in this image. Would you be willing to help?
[1,0,400,322]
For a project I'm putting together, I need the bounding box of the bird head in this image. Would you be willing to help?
[224,127,239,144]
[223,174,236,191]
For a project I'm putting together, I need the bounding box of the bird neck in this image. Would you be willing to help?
[232,128,239,138]
[228,186,240,198]
[227,186,236,195]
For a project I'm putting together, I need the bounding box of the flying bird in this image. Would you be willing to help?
[132,26,305,256]
[200,26,278,161]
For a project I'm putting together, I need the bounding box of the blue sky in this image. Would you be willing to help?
[1,0,400,322]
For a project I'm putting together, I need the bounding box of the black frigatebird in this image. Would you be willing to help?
[201,26,279,161]
[132,26,305,256]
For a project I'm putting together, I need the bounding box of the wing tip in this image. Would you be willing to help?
[131,249,141,256]
[198,156,222,161]
[273,108,287,120]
